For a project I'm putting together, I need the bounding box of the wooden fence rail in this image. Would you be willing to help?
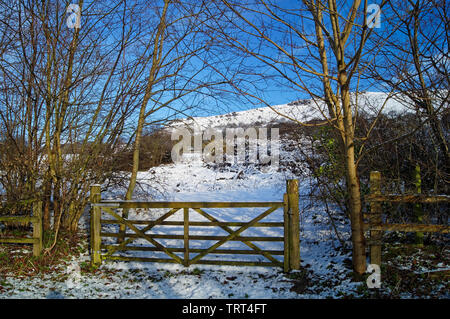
[366,171,449,266]
[0,201,43,257]
[89,180,300,272]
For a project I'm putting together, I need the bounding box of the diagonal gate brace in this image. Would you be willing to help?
[189,205,280,265]
[192,207,282,266]
[102,207,183,264]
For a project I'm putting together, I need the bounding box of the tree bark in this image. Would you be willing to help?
[340,70,366,274]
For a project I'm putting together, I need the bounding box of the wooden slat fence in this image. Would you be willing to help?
[0,201,43,256]
[89,180,300,272]
[365,171,450,266]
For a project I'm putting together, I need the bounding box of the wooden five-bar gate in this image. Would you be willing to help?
[89,180,300,272]
[366,171,450,266]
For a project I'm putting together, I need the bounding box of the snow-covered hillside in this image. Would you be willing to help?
[168,92,410,131]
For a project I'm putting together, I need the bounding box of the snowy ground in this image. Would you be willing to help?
[1,92,447,299]
[0,155,366,299]
[1,156,448,299]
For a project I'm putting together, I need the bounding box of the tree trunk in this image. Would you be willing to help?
[345,141,366,274]
[340,72,366,274]
[118,0,171,243]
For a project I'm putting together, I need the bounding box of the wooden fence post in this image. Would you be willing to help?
[413,164,424,246]
[90,185,102,266]
[184,208,189,267]
[369,171,382,266]
[32,201,43,257]
[283,193,290,272]
[286,179,300,270]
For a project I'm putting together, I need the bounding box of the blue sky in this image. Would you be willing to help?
[63,1,449,124]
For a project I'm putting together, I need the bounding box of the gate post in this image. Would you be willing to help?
[184,208,190,267]
[283,193,290,272]
[90,185,102,266]
[286,179,300,270]
[369,171,382,266]
[32,201,43,257]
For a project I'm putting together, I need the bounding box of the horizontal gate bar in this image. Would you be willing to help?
[100,219,284,227]
[101,244,284,255]
[106,255,281,267]
[367,194,450,203]
[101,232,284,241]
[194,259,280,267]
[0,237,38,244]
[94,201,284,209]
[0,216,40,223]
[363,222,450,233]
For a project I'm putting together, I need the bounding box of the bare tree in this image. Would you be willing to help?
[201,0,398,274]
[367,0,449,189]
[0,0,155,240]
[117,0,230,241]
[0,0,229,250]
